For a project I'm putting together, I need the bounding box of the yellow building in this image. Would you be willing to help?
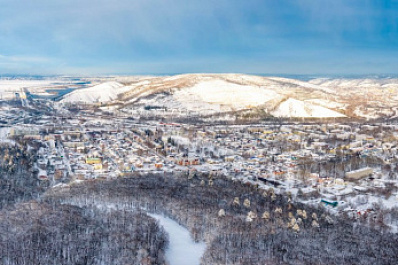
[86,157,102,164]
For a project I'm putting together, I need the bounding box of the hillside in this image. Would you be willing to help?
[53,74,398,120]
[45,172,398,265]
[272,98,346,118]
[61,81,127,103]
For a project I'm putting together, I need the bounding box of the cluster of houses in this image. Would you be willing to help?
[6,115,398,218]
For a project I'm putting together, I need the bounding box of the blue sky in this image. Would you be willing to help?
[0,0,397,75]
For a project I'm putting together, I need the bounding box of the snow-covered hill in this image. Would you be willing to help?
[309,78,398,91]
[55,74,398,120]
[118,74,346,118]
[267,77,336,94]
[173,80,278,110]
[61,82,127,103]
[272,98,346,118]
[59,74,349,118]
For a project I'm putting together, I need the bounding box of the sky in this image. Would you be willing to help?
[0,0,397,75]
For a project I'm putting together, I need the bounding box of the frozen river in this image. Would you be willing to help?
[148,213,206,265]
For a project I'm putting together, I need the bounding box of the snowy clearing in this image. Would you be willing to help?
[148,213,206,265]
[173,80,278,110]
[272,98,346,118]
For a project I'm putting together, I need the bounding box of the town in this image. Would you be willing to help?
[2,100,398,230]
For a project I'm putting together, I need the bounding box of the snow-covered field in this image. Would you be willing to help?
[272,98,346,118]
[0,80,55,91]
[173,80,278,110]
[0,80,55,100]
[0,79,86,100]
[304,98,346,110]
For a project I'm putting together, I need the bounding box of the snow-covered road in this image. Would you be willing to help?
[148,213,206,265]
[58,199,207,265]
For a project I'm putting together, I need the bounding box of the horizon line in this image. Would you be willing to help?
[1,72,397,79]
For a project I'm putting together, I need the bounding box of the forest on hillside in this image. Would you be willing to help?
[45,172,398,265]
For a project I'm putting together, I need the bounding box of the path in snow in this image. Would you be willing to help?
[148,213,206,265]
[61,200,207,265]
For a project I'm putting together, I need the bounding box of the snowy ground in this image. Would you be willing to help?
[272,98,346,118]
[173,79,278,110]
[304,98,346,110]
[0,127,14,144]
[268,76,336,94]
[0,79,65,100]
[61,82,129,103]
[309,78,398,91]
[148,213,206,265]
[52,74,398,119]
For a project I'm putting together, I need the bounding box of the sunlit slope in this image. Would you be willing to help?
[59,74,398,119]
